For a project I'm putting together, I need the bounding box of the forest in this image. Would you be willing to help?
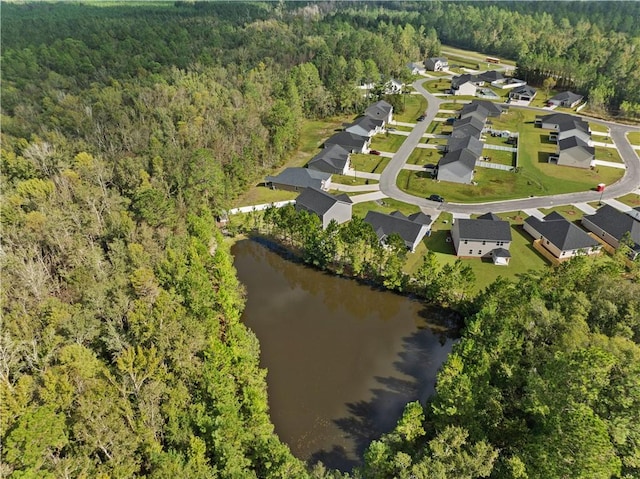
[1,2,639,478]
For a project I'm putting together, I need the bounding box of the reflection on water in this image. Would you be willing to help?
[232,239,458,471]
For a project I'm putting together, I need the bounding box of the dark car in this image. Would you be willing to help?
[417,115,426,121]
[428,194,445,203]
[369,149,381,155]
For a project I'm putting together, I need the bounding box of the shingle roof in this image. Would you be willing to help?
[438,148,478,176]
[493,247,511,258]
[365,100,393,120]
[295,187,350,216]
[455,218,512,241]
[550,91,583,104]
[460,103,490,121]
[408,212,433,225]
[583,204,640,245]
[478,70,504,83]
[266,168,331,189]
[347,116,384,134]
[525,215,598,251]
[453,116,485,131]
[558,135,594,155]
[308,144,350,173]
[450,124,483,139]
[451,74,479,89]
[470,100,504,117]
[477,212,502,221]
[510,85,537,97]
[364,210,428,249]
[324,131,369,150]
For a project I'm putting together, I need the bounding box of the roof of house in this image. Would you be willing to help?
[558,135,594,154]
[455,218,512,241]
[346,116,384,134]
[427,56,448,63]
[583,204,640,245]
[477,212,502,221]
[324,131,369,150]
[450,123,483,139]
[438,148,478,176]
[538,112,577,125]
[308,144,350,173]
[266,167,331,189]
[295,186,351,217]
[478,70,504,83]
[550,91,584,104]
[453,116,485,131]
[451,74,479,89]
[525,215,598,251]
[493,247,511,258]
[364,210,428,248]
[471,100,505,117]
[408,212,433,226]
[447,134,484,156]
[510,85,537,97]
[365,100,393,120]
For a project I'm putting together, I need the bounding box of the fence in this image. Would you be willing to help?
[228,200,296,215]
[483,144,517,152]
[475,161,514,171]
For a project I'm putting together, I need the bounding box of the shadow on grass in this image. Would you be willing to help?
[424,230,456,255]
[537,151,551,163]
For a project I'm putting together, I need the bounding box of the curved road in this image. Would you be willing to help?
[379,78,640,215]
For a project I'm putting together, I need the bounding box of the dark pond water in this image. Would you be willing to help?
[232,239,458,471]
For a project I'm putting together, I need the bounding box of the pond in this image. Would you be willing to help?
[232,239,458,471]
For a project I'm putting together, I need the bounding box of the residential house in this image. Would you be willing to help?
[345,116,384,138]
[495,77,527,89]
[451,212,513,265]
[550,136,595,169]
[548,91,584,108]
[553,127,592,145]
[628,207,640,222]
[365,100,393,124]
[450,122,483,139]
[451,80,478,97]
[452,116,485,133]
[324,131,370,154]
[508,85,537,102]
[477,70,504,84]
[364,210,432,252]
[425,57,448,72]
[536,113,589,133]
[308,144,351,175]
[384,79,403,94]
[295,187,352,229]
[407,62,426,76]
[265,168,332,192]
[524,212,600,260]
[582,204,640,260]
[460,100,505,118]
[436,148,477,184]
[446,134,484,157]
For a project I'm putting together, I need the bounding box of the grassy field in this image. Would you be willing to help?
[480,148,514,166]
[331,174,374,186]
[441,44,517,67]
[616,193,640,207]
[388,125,413,132]
[589,122,610,133]
[424,80,451,94]
[351,197,420,218]
[627,131,640,144]
[370,133,408,153]
[539,205,585,220]
[350,154,390,173]
[407,148,441,166]
[394,94,428,123]
[595,146,623,163]
[439,103,464,111]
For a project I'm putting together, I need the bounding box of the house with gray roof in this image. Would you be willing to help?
[460,100,504,119]
[365,100,393,124]
[364,210,432,252]
[451,76,480,96]
[582,204,640,260]
[553,128,592,145]
[265,168,332,192]
[495,77,527,90]
[437,148,477,184]
[548,91,584,108]
[425,57,448,72]
[446,135,484,157]
[324,131,370,154]
[478,70,504,84]
[508,85,537,102]
[450,123,483,139]
[295,187,352,229]
[536,113,589,133]
[407,62,426,75]
[308,144,351,175]
[451,213,513,265]
[524,212,600,260]
[453,116,485,133]
[345,116,384,138]
[551,136,595,169]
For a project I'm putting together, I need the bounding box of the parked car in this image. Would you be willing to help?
[428,194,445,203]
[417,115,426,121]
[369,150,381,155]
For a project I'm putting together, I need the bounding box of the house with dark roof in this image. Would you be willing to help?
[451,213,513,265]
[265,168,332,192]
[524,212,600,260]
[446,135,484,157]
[450,123,483,139]
[295,187,352,229]
[437,148,477,184]
[324,131,370,154]
[550,136,595,169]
[365,100,393,124]
[307,144,351,175]
[478,70,504,84]
[364,210,432,252]
[508,85,537,102]
[407,62,426,75]
[495,77,527,90]
[548,91,584,108]
[536,113,589,134]
[582,204,640,260]
[425,57,448,72]
[461,100,505,118]
[451,76,480,96]
[553,128,592,145]
[345,116,384,138]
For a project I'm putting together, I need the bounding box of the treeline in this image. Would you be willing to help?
[258,205,476,311]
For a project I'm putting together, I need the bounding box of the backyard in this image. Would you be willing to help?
[370,132,408,153]
[350,154,390,173]
[393,94,428,123]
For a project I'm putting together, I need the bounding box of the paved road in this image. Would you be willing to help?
[377,78,640,214]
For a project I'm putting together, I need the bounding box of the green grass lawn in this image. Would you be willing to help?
[589,122,610,133]
[441,44,517,66]
[595,146,623,163]
[394,94,427,123]
[539,205,585,220]
[233,186,299,207]
[616,193,640,208]
[627,131,640,144]
[331,174,375,186]
[427,122,452,135]
[350,154,390,174]
[424,80,451,94]
[480,148,514,166]
[439,103,464,111]
[370,133,407,153]
[388,125,413,132]
[351,197,420,218]
[407,148,441,166]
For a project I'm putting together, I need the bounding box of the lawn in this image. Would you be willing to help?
[351,197,420,218]
[424,80,451,94]
[407,148,441,166]
[480,148,514,166]
[394,94,428,123]
[589,122,610,133]
[370,133,407,153]
[439,103,464,111]
[331,174,375,186]
[539,205,585,220]
[595,146,623,163]
[616,193,640,208]
[350,154,390,173]
[233,186,299,207]
[627,131,640,145]
[441,44,517,67]
[388,125,413,132]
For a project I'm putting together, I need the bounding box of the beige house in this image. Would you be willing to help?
[524,212,600,260]
[451,213,513,265]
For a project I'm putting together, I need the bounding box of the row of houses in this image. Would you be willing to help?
[450,70,531,98]
[436,100,505,184]
[535,112,595,169]
[449,204,640,266]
